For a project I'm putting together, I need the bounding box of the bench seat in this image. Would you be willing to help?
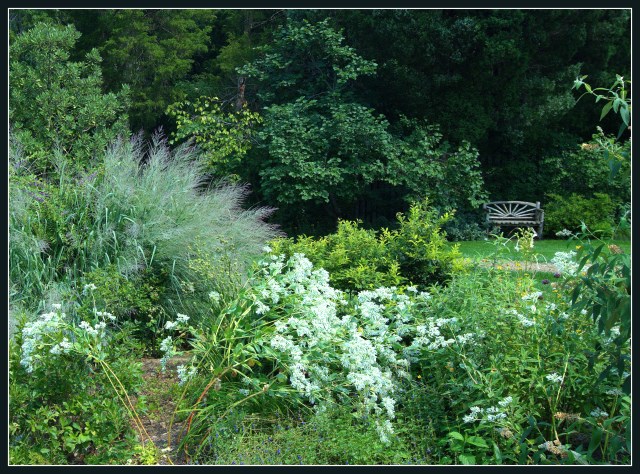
[483,201,544,238]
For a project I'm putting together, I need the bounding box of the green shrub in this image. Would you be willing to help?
[9,22,130,177]
[541,136,630,208]
[270,199,464,292]
[404,249,630,464]
[9,298,145,465]
[272,219,405,292]
[545,193,617,237]
[387,200,464,288]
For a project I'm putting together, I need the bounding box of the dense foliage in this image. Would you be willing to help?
[8,8,631,467]
[9,132,279,332]
[9,22,130,176]
[270,199,465,292]
[545,193,617,237]
[149,233,630,465]
[9,9,630,233]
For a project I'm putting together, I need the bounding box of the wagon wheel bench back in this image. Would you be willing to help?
[483,201,544,238]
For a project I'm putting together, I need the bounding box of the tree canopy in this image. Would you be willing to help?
[9,8,631,235]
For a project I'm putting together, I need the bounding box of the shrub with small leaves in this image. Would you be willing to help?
[270,198,464,292]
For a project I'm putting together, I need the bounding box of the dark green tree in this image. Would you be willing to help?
[180,9,284,102]
[239,16,486,234]
[10,9,628,233]
[236,17,384,232]
[9,22,130,176]
[65,9,217,133]
[318,9,630,201]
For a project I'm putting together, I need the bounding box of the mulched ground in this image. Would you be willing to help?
[471,259,561,273]
[135,356,191,465]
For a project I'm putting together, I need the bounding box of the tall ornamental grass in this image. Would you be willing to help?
[9,132,280,329]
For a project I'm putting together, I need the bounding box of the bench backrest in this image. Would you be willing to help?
[483,201,542,221]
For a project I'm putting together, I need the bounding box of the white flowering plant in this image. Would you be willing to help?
[18,304,118,377]
[421,256,630,464]
[9,297,148,463]
[164,239,630,464]
[173,251,476,458]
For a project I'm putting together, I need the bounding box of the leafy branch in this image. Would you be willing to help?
[573,74,631,139]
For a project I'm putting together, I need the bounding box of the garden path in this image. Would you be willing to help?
[135,356,190,465]
[482,261,560,273]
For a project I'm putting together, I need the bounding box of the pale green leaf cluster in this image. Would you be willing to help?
[166,96,262,177]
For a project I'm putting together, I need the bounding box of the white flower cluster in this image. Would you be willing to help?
[499,396,513,406]
[159,336,175,371]
[160,336,173,352]
[551,251,579,277]
[259,254,448,443]
[254,300,270,315]
[176,313,190,324]
[539,301,570,322]
[164,320,178,330]
[463,396,513,424]
[49,337,73,355]
[262,255,348,403]
[375,419,395,444]
[463,405,484,423]
[404,317,473,360]
[19,300,124,376]
[20,308,69,372]
[555,229,574,238]
[605,388,624,396]
[78,320,108,337]
[603,325,621,345]
[538,441,554,451]
[95,311,116,321]
[521,291,543,302]
[506,308,536,327]
[176,364,198,386]
[589,407,609,419]
[162,313,191,369]
[545,372,564,384]
[164,313,190,331]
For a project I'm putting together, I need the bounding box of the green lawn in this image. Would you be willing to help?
[451,238,631,262]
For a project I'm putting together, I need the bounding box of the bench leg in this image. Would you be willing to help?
[538,222,543,240]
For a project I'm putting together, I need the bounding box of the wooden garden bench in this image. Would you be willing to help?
[483,201,544,238]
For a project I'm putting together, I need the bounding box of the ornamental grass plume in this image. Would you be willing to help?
[10,131,280,324]
[97,132,280,282]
